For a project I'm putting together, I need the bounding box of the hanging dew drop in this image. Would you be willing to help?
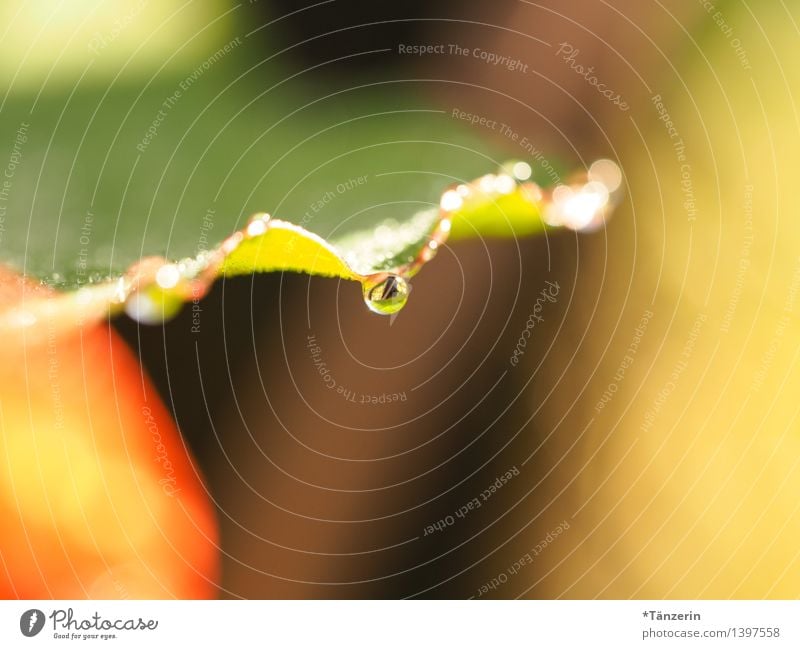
[362,274,409,315]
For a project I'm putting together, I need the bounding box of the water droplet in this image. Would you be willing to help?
[362,274,409,315]
[246,218,268,237]
[478,174,496,193]
[440,189,463,212]
[511,161,532,181]
[493,174,516,194]
[222,232,244,254]
[155,263,181,289]
[124,288,183,324]
[588,159,622,193]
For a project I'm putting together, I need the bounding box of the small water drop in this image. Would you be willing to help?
[246,219,268,237]
[440,189,463,212]
[124,288,183,324]
[155,263,181,289]
[362,274,409,315]
[511,161,532,181]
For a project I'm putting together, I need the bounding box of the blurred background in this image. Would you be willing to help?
[1,0,799,598]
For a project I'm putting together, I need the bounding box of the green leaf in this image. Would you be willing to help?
[0,53,506,285]
[0,46,622,338]
[220,219,358,280]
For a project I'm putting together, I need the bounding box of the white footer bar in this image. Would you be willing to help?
[1,600,797,648]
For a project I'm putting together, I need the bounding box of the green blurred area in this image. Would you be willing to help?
[0,1,525,285]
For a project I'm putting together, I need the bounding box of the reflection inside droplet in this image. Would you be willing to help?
[362,274,410,315]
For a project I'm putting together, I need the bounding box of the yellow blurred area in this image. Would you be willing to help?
[0,289,218,597]
[528,1,800,597]
[1,421,166,553]
[0,0,232,86]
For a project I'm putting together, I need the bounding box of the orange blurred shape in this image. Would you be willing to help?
[0,268,218,598]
